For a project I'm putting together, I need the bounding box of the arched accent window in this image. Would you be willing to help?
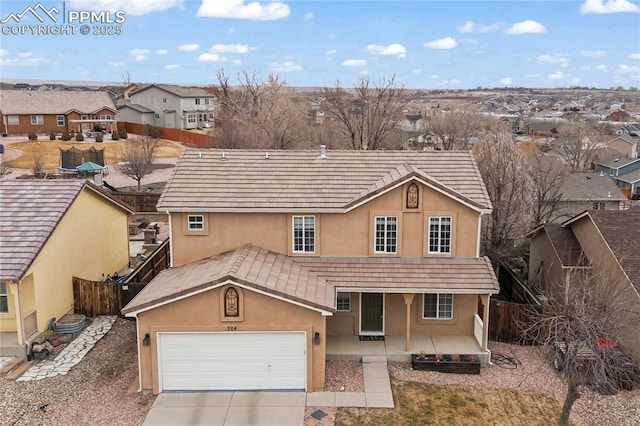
[407,182,419,209]
[224,287,239,317]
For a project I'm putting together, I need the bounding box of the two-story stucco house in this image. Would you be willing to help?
[122,148,499,394]
[594,154,640,199]
[122,84,215,130]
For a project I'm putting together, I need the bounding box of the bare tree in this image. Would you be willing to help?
[528,153,567,226]
[475,131,534,263]
[521,257,640,426]
[553,121,607,171]
[117,135,159,191]
[320,75,407,150]
[32,154,43,176]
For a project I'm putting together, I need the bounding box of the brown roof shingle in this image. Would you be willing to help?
[543,224,589,267]
[157,149,492,212]
[0,180,132,281]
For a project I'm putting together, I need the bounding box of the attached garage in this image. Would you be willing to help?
[157,331,306,392]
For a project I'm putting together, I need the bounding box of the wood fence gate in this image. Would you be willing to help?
[489,299,540,343]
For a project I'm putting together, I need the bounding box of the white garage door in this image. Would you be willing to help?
[158,332,306,392]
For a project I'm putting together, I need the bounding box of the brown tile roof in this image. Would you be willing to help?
[542,224,589,267]
[298,256,499,293]
[587,210,640,292]
[121,244,336,315]
[0,90,116,114]
[122,246,499,316]
[157,149,492,212]
[0,180,132,282]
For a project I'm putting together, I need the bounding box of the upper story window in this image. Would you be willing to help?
[56,115,65,126]
[293,216,315,253]
[428,216,452,254]
[187,215,204,231]
[0,282,8,313]
[336,292,351,311]
[195,98,201,105]
[8,116,19,125]
[592,202,606,210]
[31,115,44,125]
[375,216,397,254]
[423,293,453,319]
[162,97,167,103]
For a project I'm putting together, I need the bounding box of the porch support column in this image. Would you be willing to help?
[402,293,416,351]
[481,294,490,352]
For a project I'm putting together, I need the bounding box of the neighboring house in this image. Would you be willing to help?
[615,123,640,138]
[607,110,632,122]
[0,90,117,136]
[529,210,640,353]
[124,84,215,130]
[606,135,639,159]
[122,148,499,394]
[594,155,640,199]
[0,181,133,358]
[527,121,559,137]
[551,172,629,223]
[116,104,155,126]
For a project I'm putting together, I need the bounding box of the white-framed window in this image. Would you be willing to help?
[30,115,44,125]
[162,97,167,103]
[609,169,615,176]
[208,113,215,120]
[423,293,453,319]
[57,115,65,126]
[154,113,160,119]
[187,215,204,231]
[592,202,606,210]
[374,216,397,253]
[195,98,201,105]
[8,115,19,125]
[336,292,351,311]
[293,215,315,253]
[428,216,452,254]
[81,115,88,120]
[187,113,196,124]
[0,282,8,313]
[100,115,112,120]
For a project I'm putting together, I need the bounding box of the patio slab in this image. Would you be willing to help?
[306,392,335,406]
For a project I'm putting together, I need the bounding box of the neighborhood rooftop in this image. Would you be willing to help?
[0,90,116,115]
[559,172,628,201]
[131,84,214,98]
[157,149,492,212]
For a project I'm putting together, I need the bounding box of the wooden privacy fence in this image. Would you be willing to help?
[489,299,541,343]
[73,239,170,316]
[120,121,215,148]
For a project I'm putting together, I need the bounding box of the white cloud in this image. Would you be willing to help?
[412,68,422,74]
[165,64,180,70]
[209,44,255,53]
[505,20,547,34]
[430,74,439,79]
[108,61,126,67]
[178,44,200,52]
[325,49,337,56]
[304,12,313,20]
[457,21,502,33]
[424,37,457,49]
[156,49,168,55]
[232,59,242,64]
[69,0,183,15]
[360,70,369,76]
[463,38,479,45]
[581,50,606,57]
[129,48,150,61]
[628,53,640,59]
[198,53,227,62]
[537,54,570,66]
[447,79,461,85]
[580,0,639,14]
[18,52,32,58]
[197,0,290,20]
[617,64,640,74]
[342,59,367,67]
[227,27,237,34]
[367,43,407,56]
[269,60,302,72]
[596,64,608,71]
[0,49,8,58]
[500,77,513,85]
[570,77,581,85]
[0,54,53,67]
[547,71,567,80]
[581,65,592,70]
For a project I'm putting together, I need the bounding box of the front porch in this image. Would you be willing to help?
[327,334,490,367]
[0,333,27,358]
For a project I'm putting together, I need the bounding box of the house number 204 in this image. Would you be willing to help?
[227,326,237,331]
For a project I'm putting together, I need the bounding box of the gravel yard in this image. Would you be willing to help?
[0,318,155,426]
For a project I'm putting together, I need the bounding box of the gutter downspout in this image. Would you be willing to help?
[17,280,27,351]
[166,211,173,267]
[133,313,142,393]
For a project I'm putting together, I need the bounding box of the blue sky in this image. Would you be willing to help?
[1,0,639,88]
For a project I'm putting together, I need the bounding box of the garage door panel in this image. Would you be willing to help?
[158,332,306,391]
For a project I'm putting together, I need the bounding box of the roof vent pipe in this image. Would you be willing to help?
[608,191,611,198]
[600,170,604,176]
[318,145,327,159]
[265,152,269,160]
[198,151,203,159]
[221,151,227,161]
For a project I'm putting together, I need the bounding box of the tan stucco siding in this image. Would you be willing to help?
[170,182,481,266]
[327,293,477,337]
[0,282,18,332]
[21,189,130,336]
[136,285,327,394]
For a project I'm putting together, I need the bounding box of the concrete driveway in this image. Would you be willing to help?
[143,391,306,426]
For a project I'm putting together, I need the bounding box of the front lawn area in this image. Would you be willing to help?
[5,139,183,170]
[336,379,564,426]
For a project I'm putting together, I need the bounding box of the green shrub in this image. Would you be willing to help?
[111,130,120,140]
[61,131,71,141]
[95,133,103,142]
[75,133,84,141]
[49,132,56,140]
[118,127,128,139]
[28,133,37,141]
[145,124,161,139]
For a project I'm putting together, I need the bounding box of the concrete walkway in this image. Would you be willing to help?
[16,316,116,381]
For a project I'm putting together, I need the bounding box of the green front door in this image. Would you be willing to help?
[360,293,384,335]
